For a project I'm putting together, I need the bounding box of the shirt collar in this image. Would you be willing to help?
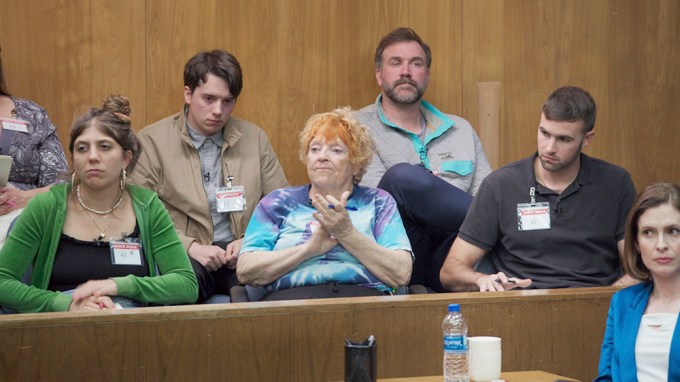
[375,94,428,128]
[374,94,452,138]
[526,152,592,195]
[184,108,224,150]
[305,183,359,208]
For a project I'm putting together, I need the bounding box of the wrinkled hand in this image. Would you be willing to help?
[72,279,118,301]
[189,242,227,272]
[475,272,532,292]
[69,295,116,311]
[303,225,338,257]
[225,239,242,270]
[0,187,29,216]
[311,191,354,239]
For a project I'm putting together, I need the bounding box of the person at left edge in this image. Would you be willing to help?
[130,50,288,302]
[0,95,198,312]
[0,46,69,240]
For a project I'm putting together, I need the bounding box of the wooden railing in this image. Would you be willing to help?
[0,287,618,381]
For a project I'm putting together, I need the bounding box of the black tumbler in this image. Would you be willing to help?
[344,335,377,382]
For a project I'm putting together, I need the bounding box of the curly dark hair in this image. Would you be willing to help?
[69,95,141,173]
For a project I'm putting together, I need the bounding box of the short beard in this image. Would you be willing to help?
[383,79,426,105]
[538,146,583,173]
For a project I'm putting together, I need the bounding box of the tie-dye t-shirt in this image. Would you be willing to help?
[239,185,412,293]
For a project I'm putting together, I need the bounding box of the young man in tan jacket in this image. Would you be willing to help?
[131,50,288,302]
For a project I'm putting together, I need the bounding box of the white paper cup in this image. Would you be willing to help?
[468,337,501,381]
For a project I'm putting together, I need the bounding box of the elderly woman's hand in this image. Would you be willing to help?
[304,225,338,257]
[311,191,355,239]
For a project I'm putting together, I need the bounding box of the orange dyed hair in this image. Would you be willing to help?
[298,107,375,184]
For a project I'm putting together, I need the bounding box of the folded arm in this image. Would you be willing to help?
[334,228,412,288]
[237,226,337,286]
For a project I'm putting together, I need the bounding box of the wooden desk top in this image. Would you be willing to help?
[378,370,579,382]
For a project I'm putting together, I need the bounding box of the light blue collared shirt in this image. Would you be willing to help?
[186,119,234,243]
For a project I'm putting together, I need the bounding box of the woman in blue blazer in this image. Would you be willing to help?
[595,182,680,381]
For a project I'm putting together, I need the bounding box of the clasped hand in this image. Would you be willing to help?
[304,191,355,257]
[70,279,118,311]
[310,191,354,238]
[188,240,241,272]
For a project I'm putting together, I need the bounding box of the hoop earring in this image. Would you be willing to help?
[120,168,127,190]
[71,171,78,186]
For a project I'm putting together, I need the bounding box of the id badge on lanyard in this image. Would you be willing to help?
[216,175,246,212]
[110,238,144,266]
[517,187,551,231]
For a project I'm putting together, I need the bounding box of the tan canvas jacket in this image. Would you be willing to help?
[130,110,289,250]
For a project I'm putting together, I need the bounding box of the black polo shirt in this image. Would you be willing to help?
[458,153,636,288]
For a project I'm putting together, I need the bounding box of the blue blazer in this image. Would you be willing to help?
[595,283,680,381]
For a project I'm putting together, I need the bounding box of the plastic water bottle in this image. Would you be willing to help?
[443,303,469,382]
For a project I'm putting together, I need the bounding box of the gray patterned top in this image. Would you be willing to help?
[4,97,68,190]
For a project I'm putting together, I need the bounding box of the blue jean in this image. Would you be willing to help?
[378,163,473,292]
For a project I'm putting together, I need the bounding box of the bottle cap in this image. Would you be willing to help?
[448,303,460,312]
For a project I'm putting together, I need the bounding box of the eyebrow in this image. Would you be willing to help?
[202,93,234,101]
[75,138,115,145]
[539,126,573,140]
[639,223,680,229]
[388,56,425,62]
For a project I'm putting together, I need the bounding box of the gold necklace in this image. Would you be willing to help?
[84,212,112,242]
[76,184,124,215]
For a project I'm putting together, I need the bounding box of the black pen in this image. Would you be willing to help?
[494,278,516,284]
[327,204,358,211]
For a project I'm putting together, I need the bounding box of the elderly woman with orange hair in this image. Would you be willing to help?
[237,107,412,300]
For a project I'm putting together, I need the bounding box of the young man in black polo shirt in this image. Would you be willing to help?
[440,86,637,292]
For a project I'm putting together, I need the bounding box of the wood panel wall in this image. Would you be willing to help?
[0,0,678,188]
[0,287,616,381]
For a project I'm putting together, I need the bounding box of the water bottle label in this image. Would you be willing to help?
[443,334,467,353]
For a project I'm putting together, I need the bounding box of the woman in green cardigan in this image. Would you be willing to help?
[0,95,198,312]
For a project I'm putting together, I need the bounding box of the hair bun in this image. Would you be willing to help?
[101,95,131,118]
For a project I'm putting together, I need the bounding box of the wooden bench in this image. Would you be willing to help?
[0,287,617,381]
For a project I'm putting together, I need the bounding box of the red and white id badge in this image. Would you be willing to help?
[216,185,246,212]
[0,117,29,133]
[517,202,551,231]
[110,239,144,266]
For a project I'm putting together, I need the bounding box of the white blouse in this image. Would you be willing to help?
[635,313,678,382]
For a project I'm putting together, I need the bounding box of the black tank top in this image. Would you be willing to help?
[48,225,148,291]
